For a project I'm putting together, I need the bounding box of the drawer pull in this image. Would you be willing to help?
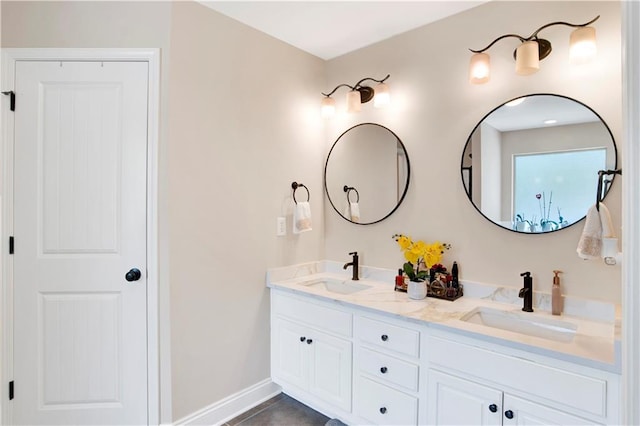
[380,366,388,374]
[306,339,313,344]
[379,407,387,414]
[504,410,514,419]
[299,336,306,342]
[381,334,389,341]
[489,404,497,413]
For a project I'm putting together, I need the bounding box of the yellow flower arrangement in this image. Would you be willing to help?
[393,234,451,281]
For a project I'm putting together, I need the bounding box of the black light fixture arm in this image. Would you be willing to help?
[469,15,599,54]
[322,74,390,97]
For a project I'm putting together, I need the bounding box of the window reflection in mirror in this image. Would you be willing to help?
[325,123,410,225]
[461,94,617,234]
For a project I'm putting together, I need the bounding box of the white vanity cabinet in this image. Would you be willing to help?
[353,314,422,425]
[426,333,619,425]
[271,291,353,413]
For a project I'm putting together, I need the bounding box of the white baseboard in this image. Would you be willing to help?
[173,379,281,425]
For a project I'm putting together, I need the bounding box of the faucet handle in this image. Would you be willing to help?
[520,271,531,277]
[349,251,358,256]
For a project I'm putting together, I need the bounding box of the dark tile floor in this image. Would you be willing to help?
[224,393,332,426]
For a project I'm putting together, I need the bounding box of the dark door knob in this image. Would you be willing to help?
[306,339,313,344]
[489,404,498,413]
[125,268,142,282]
[504,410,514,419]
[379,407,387,414]
[381,334,389,341]
[300,337,306,342]
[380,367,388,374]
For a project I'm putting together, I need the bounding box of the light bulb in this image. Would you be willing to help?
[346,90,361,113]
[570,26,597,64]
[515,41,540,75]
[373,82,391,108]
[469,52,490,84]
[321,96,335,118]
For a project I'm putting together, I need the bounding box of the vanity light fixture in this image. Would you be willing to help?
[468,16,599,84]
[321,74,390,117]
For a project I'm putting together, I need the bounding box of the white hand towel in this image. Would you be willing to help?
[577,204,602,259]
[599,202,615,238]
[293,201,312,234]
[349,202,360,223]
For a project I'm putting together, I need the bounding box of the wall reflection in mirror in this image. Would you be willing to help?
[325,123,410,225]
[461,94,617,233]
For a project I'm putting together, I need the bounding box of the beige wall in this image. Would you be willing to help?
[167,2,325,419]
[2,0,326,421]
[324,1,622,302]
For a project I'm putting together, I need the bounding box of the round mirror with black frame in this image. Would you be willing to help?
[325,123,410,225]
[461,93,617,234]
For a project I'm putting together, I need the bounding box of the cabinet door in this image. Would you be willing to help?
[502,395,599,425]
[308,330,352,412]
[428,369,503,426]
[273,319,308,390]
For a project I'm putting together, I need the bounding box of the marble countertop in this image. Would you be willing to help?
[267,261,621,373]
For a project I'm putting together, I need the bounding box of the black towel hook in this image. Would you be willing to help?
[596,169,621,211]
[343,185,360,203]
[291,182,310,204]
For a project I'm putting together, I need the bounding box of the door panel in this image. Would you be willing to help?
[13,60,148,425]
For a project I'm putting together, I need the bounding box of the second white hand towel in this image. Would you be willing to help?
[349,202,360,223]
[293,201,312,234]
[577,204,602,259]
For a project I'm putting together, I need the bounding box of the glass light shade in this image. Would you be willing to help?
[346,90,361,113]
[515,41,540,75]
[469,52,490,84]
[321,96,336,118]
[569,26,597,64]
[373,82,391,108]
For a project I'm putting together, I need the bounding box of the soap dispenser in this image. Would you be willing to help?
[552,270,563,316]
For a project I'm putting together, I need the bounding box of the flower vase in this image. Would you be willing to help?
[407,280,427,300]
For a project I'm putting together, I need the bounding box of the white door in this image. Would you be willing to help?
[308,330,352,412]
[12,60,149,425]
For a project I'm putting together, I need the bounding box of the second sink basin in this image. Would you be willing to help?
[460,307,577,342]
[299,278,372,295]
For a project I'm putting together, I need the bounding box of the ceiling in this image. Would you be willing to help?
[198,1,486,60]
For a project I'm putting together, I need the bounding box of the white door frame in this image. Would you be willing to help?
[0,48,160,425]
[622,2,640,425]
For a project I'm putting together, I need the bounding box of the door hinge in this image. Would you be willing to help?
[9,381,14,400]
[1,91,15,111]
[9,236,14,255]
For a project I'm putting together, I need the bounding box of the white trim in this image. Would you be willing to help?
[622,2,640,425]
[173,379,281,426]
[0,48,163,425]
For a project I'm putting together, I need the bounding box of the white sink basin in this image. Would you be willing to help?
[299,278,372,295]
[460,307,577,342]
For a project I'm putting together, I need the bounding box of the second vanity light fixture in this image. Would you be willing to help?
[321,74,391,117]
[469,16,599,84]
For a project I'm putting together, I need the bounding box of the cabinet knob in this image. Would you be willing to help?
[379,407,387,414]
[299,337,306,342]
[306,339,313,344]
[504,410,514,419]
[381,334,389,341]
[489,404,498,413]
[380,367,388,374]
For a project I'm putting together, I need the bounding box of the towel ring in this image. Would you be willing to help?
[596,169,621,211]
[291,182,310,204]
[343,185,360,203]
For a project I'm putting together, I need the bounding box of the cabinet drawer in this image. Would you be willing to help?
[428,337,608,418]
[356,316,420,357]
[359,347,419,391]
[273,292,352,337]
[355,376,418,425]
